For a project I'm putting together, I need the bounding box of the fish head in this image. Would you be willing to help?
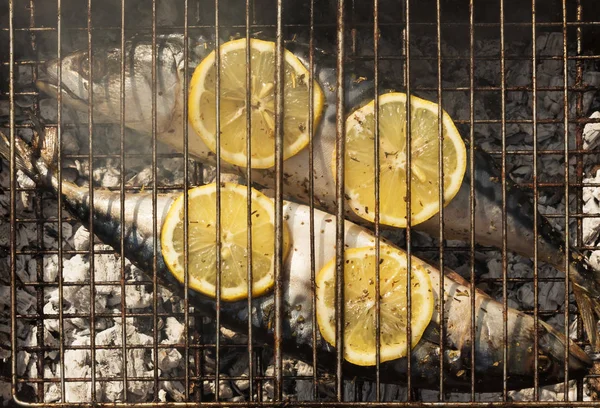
[37,49,122,113]
[535,319,592,382]
[36,39,185,135]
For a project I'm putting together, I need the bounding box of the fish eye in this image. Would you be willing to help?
[76,53,90,80]
[92,57,107,81]
[538,354,553,374]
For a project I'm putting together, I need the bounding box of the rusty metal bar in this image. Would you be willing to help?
[468,0,476,399]
[334,0,346,401]
[435,0,445,397]
[308,0,318,399]
[244,0,254,402]
[151,0,160,400]
[28,0,46,400]
[118,0,129,401]
[531,0,539,398]
[575,0,585,399]
[182,0,191,401]
[11,400,600,407]
[214,0,223,400]
[85,0,98,401]
[403,0,413,396]
[8,0,17,403]
[499,0,508,400]
[273,0,286,401]
[56,0,66,402]
[372,0,382,401]
[561,0,571,398]
[5,19,600,33]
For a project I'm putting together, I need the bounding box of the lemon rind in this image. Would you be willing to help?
[160,182,290,302]
[188,38,325,169]
[335,92,467,228]
[315,245,435,366]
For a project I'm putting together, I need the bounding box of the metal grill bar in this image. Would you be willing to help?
[499,0,509,399]
[273,0,285,401]
[214,0,223,401]
[531,0,540,397]
[85,0,97,401]
[372,0,381,400]
[468,0,476,399]
[118,0,129,401]
[435,0,444,397]
[182,0,191,401]
[244,0,255,403]
[561,0,571,397]
[4,0,600,405]
[334,0,346,401]
[8,0,17,402]
[403,0,413,397]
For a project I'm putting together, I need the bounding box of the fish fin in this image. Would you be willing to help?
[573,285,600,350]
[0,130,40,181]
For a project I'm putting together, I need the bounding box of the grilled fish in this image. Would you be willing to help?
[0,125,592,392]
[36,33,600,347]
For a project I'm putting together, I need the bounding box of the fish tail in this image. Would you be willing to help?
[0,130,40,181]
[569,258,600,350]
[0,118,58,186]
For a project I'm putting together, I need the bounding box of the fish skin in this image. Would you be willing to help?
[0,126,592,392]
[37,33,600,346]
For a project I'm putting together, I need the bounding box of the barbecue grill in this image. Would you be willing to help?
[2,0,600,405]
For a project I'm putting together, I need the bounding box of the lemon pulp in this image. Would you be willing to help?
[316,245,434,366]
[189,38,325,169]
[161,182,290,301]
[336,92,467,227]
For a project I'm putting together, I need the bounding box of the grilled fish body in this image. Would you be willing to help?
[37,33,600,346]
[0,126,591,392]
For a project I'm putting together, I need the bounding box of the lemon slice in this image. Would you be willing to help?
[189,38,325,169]
[161,182,291,301]
[316,245,434,366]
[334,92,467,227]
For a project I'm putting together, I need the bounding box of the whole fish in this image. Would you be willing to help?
[36,33,600,347]
[0,125,592,392]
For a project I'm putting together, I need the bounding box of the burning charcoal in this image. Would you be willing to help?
[16,288,36,315]
[127,167,153,187]
[516,283,535,309]
[539,281,564,312]
[63,255,89,283]
[61,130,80,154]
[39,99,58,123]
[205,381,234,400]
[71,224,89,250]
[163,317,184,344]
[43,381,61,403]
[101,381,124,402]
[42,223,73,250]
[161,380,186,402]
[228,353,249,390]
[123,284,153,309]
[102,168,121,188]
[63,338,92,402]
[583,112,600,150]
[93,249,121,293]
[582,169,600,244]
[294,361,314,401]
[43,301,59,333]
[42,254,59,282]
[16,350,31,377]
[157,348,182,372]
[158,389,168,402]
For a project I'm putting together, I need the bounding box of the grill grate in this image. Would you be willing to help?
[2,0,600,406]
